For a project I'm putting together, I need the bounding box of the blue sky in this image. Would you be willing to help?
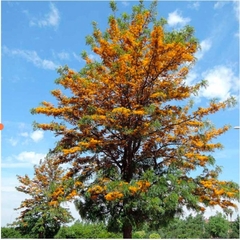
[1,1,239,227]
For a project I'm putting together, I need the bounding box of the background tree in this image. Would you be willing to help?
[31,1,239,238]
[11,154,74,238]
[3,213,239,238]
[171,214,206,238]
[223,207,234,221]
[1,227,22,239]
[160,217,181,238]
[204,212,230,238]
[229,215,240,238]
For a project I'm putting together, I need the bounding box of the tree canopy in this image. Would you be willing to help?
[205,212,230,238]
[11,154,74,238]
[31,1,239,238]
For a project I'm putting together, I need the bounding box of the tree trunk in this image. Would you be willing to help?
[38,231,44,238]
[123,222,132,238]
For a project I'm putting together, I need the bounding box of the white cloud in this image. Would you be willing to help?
[2,151,46,168]
[214,1,227,9]
[188,2,200,10]
[1,191,26,226]
[73,52,82,62]
[3,46,58,70]
[18,122,28,130]
[1,177,21,193]
[89,53,101,62]
[1,175,28,226]
[20,132,29,137]
[200,65,239,101]
[183,202,239,221]
[1,162,33,168]
[58,51,70,60]
[167,10,191,27]
[185,70,198,86]
[214,1,239,22]
[15,151,46,165]
[30,3,60,28]
[52,50,70,60]
[30,130,44,142]
[73,52,100,62]
[8,137,18,146]
[195,39,212,60]
[22,9,29,15]
[41,59,58,70]
[63,202,80,224]
[122,1,129,7]
[233,0,240,22]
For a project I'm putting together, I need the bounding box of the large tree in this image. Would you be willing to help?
[31,1,239,238]
[11,154,74,238]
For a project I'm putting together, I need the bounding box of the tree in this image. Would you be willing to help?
[171,214,206,238]
[11,154,74,238]
[31,1,239,238]
[229,215,240,238]
[205,212,230,238]
[223,207,234,221]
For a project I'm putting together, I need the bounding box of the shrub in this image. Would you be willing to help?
[1,227,22,238]
[133,230,146,238]
[54,222,122,238]
[149,232,161,239]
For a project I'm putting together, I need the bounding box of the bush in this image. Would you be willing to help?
[149,232,161,239]
[54,222,122,238]
[1,227,22,238]
[133,230,146,238]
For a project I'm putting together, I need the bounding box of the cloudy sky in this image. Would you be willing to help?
[1,1,239,227]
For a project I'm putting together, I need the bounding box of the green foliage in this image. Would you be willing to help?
[158,213,239,239]
[229,216,240,238]
[160,214,206,238]
[160,217,186,238]
[132,230,147,239]
[149,232,161,238]
[1,227,22,238]
[11,154,74,238]
[54,222,122,239]
[164,25,198,45]
[205,212,230,238]
[30,0,239,238]
[109,0,117,12]
[183,214,206,238]
[2,213,239,238]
